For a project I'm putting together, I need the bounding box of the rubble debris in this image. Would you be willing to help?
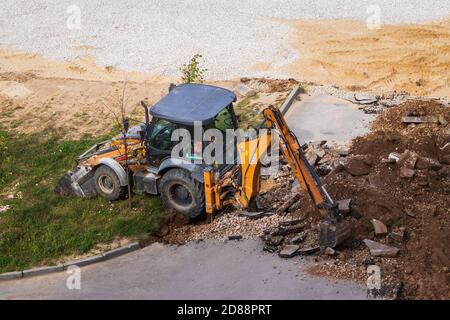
[278,245,300,258]
[235,83,257,97]
[415,157,442,171]
[238,211,266,220]
[228,235,243,241]
[265,235,284,246]
[371,219,388,236]
[335,147,350,156]
[390,227,406,242]
[398,150,418,169]
[279,219,305,227]
[272,223,305,237]
[438,115,448,126]
[387,152,401,163]
[399,167,415,178]
[401,116,439,124]
[0,205,11,213]
[324,247,336,256]
[337,199,352,214]
[363,239,399,257]
[275,194,300,214]
[298,246,320,255]
[354,93,378,105]
[290,231,308,244]
[240,77,299,93]
[306,150,319,166]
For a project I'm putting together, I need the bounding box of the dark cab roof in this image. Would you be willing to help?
[150,83,236,125]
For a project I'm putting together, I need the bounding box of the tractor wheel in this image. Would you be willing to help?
[94,165,127,201]
[159,169,205,219]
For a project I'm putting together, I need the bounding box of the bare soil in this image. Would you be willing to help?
[276,19,450,98]
[300,100,450,299]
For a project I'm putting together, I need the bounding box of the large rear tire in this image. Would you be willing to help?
[94,165,127,201]
[159,169,205,219]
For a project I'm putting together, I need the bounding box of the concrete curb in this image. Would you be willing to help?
[0,242,141,281]
[280,86,301,116]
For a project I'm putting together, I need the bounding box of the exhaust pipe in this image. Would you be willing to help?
[140,101,150,125]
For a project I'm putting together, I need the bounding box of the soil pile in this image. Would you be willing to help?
[318,100,450,299]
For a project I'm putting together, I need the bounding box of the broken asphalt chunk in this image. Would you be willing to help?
[298,246,320,255]
[401,116,439,124]
[235,83,256,97]
[398,150,418,169]
[290,231,308,244]
[416,157,442,171]
[390,227,406,242]
[363,239,399,257]
[371,219,388,236]
[278,245,300,258]
[324,247,336,256]
[354,93,378,104]
[337,199,352,214]
[238,211,266,220]
[279,219,305,227]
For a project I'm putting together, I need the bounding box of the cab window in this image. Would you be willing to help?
[213,107,235,132]
[149,119,174,151]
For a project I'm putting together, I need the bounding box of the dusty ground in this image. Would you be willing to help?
[0,49,244,138]
[1,18,449,136]
[273,19,450,98]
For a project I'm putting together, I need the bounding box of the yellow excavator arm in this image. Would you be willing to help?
[203,105,351,248]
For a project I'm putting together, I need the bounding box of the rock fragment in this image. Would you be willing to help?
[400,167,415,178]
[235,83,256,97]
[363,239,399,257]
[298,246,321,255]
[337,199,352,214]
[278,245,300,258]
[416,157,442,171]
[238,211,266,220]
[390,227,406,242]
[371,219,388,236]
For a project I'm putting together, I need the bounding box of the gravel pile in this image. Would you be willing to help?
[1,0,449,79]
[164,211,294,243]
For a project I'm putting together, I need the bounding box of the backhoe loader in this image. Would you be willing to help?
[56,83,351,248]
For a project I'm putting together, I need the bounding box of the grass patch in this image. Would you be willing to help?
[0,129,164,273]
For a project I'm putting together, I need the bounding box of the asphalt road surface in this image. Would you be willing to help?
[285,94,375,144]
[0,240,367,300]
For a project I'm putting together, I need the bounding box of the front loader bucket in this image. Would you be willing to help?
[54,166,97,198]
[319,219,352,249]
[54,173,79,196]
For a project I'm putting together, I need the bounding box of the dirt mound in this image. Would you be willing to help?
[321,100,450,299]
[240,77,300,93]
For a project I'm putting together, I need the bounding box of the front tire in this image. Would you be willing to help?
[159,169,205,219]
[94,165,127,201]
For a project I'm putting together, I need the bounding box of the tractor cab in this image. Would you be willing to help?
[144,83,238,169]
